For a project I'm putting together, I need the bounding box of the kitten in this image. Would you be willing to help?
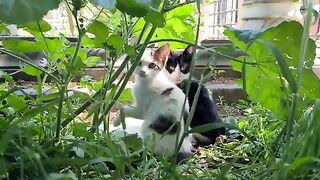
[164,45,225,146]
[113,44,193,160]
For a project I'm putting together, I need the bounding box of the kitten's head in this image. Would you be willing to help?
[136,44,171,80]
[165,45,194,83]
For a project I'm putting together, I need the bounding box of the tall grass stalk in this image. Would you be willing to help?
[285,0,313,150]
[173,0,202,162]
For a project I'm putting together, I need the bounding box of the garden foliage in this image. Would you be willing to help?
[0,0,319,179]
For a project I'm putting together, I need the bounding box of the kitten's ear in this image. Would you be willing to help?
[154,44,171,62]
[183,45,194,55]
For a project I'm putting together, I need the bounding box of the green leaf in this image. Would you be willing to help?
[83,56,102,67]
[118,88,133,103]
[73,123,94,140]
[0,23,10,34]
[125,44,136,56]
[227,21,319,116]
[91,0,116,10]
[189,122,227,134]
[0,126,17,153]
[116,0,152,17]
[19,19,52,32]
[144,9,165,28]
[288,157,320,172]
[0,0,61,24]
[6,94,27,111]
[148,4,196,49]
[0,158,6,176]
[87,20,109,47]
[3,39,45,53]
[121,134,143,150]
[66,58,86,76]
[66,46,87,61]
[224,28,262,50]
[258,40,297,93]
[22,66,43,77]
[20,99,59,121]
[107,34,124,51]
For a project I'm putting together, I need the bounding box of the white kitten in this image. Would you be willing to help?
[113,44,193,159]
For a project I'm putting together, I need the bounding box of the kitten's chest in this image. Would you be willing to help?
[133,85,157,113]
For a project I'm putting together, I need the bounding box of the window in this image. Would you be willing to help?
[211,0,239,39]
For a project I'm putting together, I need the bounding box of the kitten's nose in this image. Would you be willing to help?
[175,76,182,82]
[139,70,146,77]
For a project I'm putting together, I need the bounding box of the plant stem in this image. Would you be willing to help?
[285,0,312,152]
[136,22,150,45]
[174,0,201,162]
[61,56,132,127]
[92,26,157,133]
[55,85,67,142]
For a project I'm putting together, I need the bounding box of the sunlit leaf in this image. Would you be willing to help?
[87,20,109,47]
[3,39,45,53]
[118,88,133,103]
[19,19,52,32]
[144,9,165,28]
[0,23,10,34]
[116,0,153,17]
[225,21,319,116]
[83,56,102,67]
[107,34,124,51]
[125,44,136,56]
[22,66,43,77]
[6,94,27,111]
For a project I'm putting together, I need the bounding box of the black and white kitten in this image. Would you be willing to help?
[112,44,193,159]
[164,45,225,146]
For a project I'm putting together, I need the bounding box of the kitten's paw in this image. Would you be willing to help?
[113,115,121,126]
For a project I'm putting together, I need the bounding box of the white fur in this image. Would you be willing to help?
[112,50,193,157]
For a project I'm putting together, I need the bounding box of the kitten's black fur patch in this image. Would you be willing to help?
[166,45,225,146]
[178,80,225,146]
[149,115,178,134]
[161,87,174,96]
[166,46,192,75]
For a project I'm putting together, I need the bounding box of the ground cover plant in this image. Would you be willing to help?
[0,0,319,179]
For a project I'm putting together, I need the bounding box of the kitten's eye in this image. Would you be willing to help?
[148,63,159,69]
[138,61,142,66]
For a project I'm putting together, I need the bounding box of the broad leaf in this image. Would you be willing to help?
[22,66,43,77]
[0,23,10,34]
[118,88,133,103]
[0,0,61,24]
[6,94,27,111]
[87,20,109,47]
[226,21,319,115]
[107,34,124,51]
[3,39,45,53]
[18,19,52,32]
[116,0,155,17]
[83,56,102,67]
[125,45,136,56]
[144,9,165,28]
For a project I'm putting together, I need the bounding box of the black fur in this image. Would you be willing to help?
[161,87,174,96]
[178,80,225,146]
[149,115,178,134]
[166,46,192,75]
[167,45,225,146]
